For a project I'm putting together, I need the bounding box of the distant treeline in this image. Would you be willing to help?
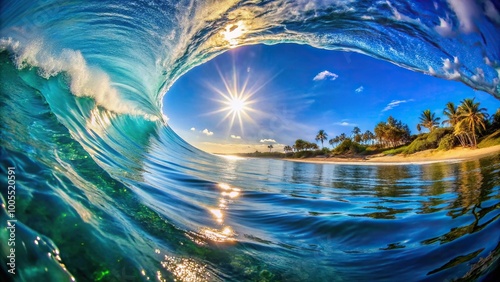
[241,98,500,158]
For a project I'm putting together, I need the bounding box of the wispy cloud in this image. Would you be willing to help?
[230,135,241,139]
[382,99,414,112]
[313,70,338,81]
[260,139,276,143]
[202,129,214,136]
[335,120,357,127]
[190,127,196,131]
[355,86,364,93]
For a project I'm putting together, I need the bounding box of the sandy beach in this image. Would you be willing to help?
[284,145,500,165]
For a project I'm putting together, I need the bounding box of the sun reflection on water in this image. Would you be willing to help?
[203,182,242,243]
[161,256,210,282]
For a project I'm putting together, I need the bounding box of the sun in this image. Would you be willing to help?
[227,96,246,114]
[217,87,254,133]
[204,64,267,133]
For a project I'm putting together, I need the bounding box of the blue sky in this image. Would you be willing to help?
[163,44,499,153]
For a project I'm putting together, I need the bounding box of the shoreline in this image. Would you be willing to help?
[283,145,500,165]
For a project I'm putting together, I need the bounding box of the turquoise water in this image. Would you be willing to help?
[1,0,500,281]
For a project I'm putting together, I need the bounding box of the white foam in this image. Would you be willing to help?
[0,37,158,120]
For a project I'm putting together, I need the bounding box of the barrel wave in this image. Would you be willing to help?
[1,1,500,281]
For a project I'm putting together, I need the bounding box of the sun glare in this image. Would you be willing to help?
[228,97,246,113]
[217,89,254,133]
[222,21,246,47]
[205,63,272,134]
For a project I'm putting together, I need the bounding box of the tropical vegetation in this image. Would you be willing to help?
[238,98,499,159]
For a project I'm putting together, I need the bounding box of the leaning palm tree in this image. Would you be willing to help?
[418,109,440,132]
[457,98,488,148]
[329,138,335,148]
[315,130,328,148]
[268,144,274,152]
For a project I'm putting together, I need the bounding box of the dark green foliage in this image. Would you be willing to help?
[478,129,500,148]
[239,151,286,158]
[438,134,456,151]
[403,135,432,154]
[489,108,500,132]
[427,127,453,144]
[334,138,366,154]
[403,128,453,154]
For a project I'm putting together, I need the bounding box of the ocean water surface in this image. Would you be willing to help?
[1,0,500,281]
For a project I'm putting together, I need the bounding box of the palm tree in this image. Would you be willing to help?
[492,108,500,131]
[442,102,460,127]
[418,109,440,132]
[457,98,488,147]
[352,126,361,137]
[283,145,292,154]
[443,102,467,147]
[268,144,274,152]
[329,138,335,148]
[362,130,374,145]
[339,133,347,142]
[315,130,328,148]
[294,139,307,152]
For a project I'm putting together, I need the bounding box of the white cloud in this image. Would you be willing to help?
[230,135,241,139]
[335,121,357,126]
[434,17,454,37]
[355,86,364,93]
[382,99,414,112]
[441,57,461,79]
[447,0,480,33]
[313,70,338,81]
[485,0,500,24]
[190,127,196,131]
[260,139,276,143]
[471,67,485,83]
[202,129,214,136]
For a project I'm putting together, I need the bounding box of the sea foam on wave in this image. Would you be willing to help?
[0,37,160,121]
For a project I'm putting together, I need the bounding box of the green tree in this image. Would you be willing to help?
[374,116,411,148]
[339,133,347,142]
[442,102,460,127]
[457,98,488,148]
[418,109,440,132]
[294,139,307,152]
[362,130,375,145]
[442,102,467,147]
[315,130,328,148]
[352,127,362,143]
[490,108,500,131]
[328,138,335,148]
[352,126,361,137]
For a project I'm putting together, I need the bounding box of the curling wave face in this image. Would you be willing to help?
[1,1,500,281]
